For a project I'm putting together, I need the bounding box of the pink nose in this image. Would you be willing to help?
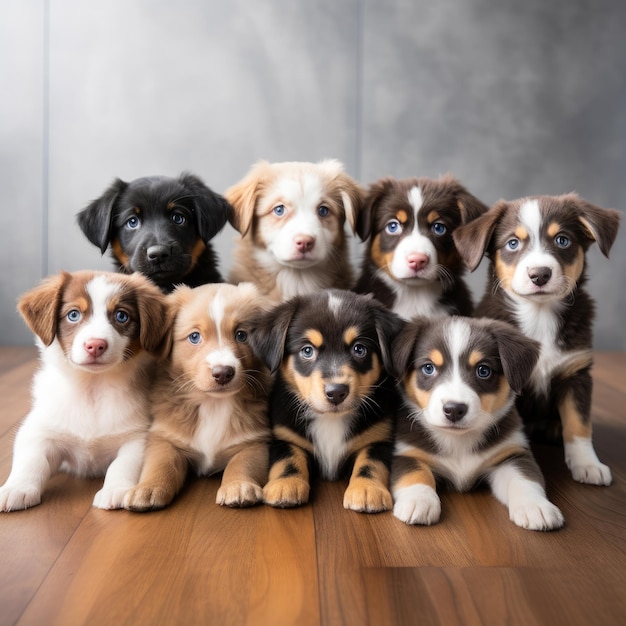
[295,236,315,253]
[84,338,108,357]
[407,253,429,272]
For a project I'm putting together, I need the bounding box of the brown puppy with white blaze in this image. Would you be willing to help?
[226,159,364,301]
[124,283,273,511]
[391,316,564,531]
[453,194,620,486]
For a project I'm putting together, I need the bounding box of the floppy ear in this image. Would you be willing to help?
[357,177,395,241]
[179,172,231,243]
[438,174,490,224]
[18,272,72,346]
[370,301,405,376]
[77,178,127,253]
[389,317,431,380]
[225,162,269,237]
[486,319,540,394]
[453,200,508,271]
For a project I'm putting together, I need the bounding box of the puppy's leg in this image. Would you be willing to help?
[489,458,564,531]
[263,440,311,508]
[216,441,269,508]
[344,446,392,513]
[390,453,440,525]
[93,436,147,510]
[123,435,188,511]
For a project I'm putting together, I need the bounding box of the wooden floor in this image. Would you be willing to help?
[0,347,624,626]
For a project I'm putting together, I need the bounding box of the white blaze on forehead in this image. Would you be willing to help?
[86,276,122,320]
[407,186,424,234]
[209,290,227,345]
[445,318,472,380]
[274,173,324,215]
[327,292,344,318]
[519,199,542,246]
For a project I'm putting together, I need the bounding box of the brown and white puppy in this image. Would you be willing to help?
[453,193,621,485]
[249,289,403,512]
[354,175,489,319]
[391,316,564,531]
[0,271,169,512]
[124,282,273,511]
[226,160,364,301]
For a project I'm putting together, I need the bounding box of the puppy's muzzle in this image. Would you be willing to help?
[325,383,350,406]
[528,266,552,287]
[443,401,468,424]
[212,365,235,386]
[147,245,171,263]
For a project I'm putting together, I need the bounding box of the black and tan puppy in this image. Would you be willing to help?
[391,316,564,531]
[454,194,620,485]
[77,173,231,292]
[250,289,403,512]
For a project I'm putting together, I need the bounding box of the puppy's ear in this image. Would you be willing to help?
[18,272,72,346]
[371,301,405,376]
[179,172,230,243]
[439,174,490,223]
[561,194,621,258]
[77,179,127,253]
[486,319,540,395]
[453,200,508,271]
[225,162,269,237]
[248,298,299,374]
[357,178,395,241]
[389,317,431,380]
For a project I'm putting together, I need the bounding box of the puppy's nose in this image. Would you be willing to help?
[443,402,468,423]
[528,266,552,287]
[325,383,350,406]
[407,253,429,272]
[212,365,235,386]
[147,245,171,263]
[295,236,315,253]
[84,338,108,358]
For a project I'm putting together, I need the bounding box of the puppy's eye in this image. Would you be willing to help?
[421,363,437,376]
[171,212,186,226]
[318,205,330,218]
[555,234,570,249]
[67,309,81,323]
[506,238,520,251]
[188,332,202,345]
[125,216,140,230]
[353,343,367,359]
[385,220,402,235]
[115,310,129,324]
[432,222,447,236]
[476,364,492,379]
[300,345,317,360]
[273,205,286,217]
[235,330,248,343]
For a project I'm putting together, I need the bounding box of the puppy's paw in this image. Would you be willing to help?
[217,480,263,508]
[510,499,564,531]
[93,485,132,510]
[343,480,392,513]
[565,439,612,485]
[123,485,173,512]
[393,484,441,525]
[569,461,612,486]
[0,485,41,512]
[263,477,310,508]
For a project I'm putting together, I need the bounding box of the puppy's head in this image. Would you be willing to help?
[77,173,231,288]
[226,159,364,269]
[18,271,170,372]
[167,282,272,398]
[453,194,621,302]
[250,290,403,415]
[357,175,488,285]
[392,316,539,434]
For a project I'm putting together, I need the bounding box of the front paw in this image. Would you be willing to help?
[0,485,41,512]
[510,500,564,531]
[93,485,133,510]
[343,481,392,513]
[565,440,612,485]
[393,484,441,525]
[569,461,612,486]
[217,480,263,508]
[263,477,310,508]
[123,485,173,512]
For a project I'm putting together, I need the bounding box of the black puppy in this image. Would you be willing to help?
[77,173,231,292]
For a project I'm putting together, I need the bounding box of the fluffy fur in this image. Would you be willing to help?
[77,173,231,292]
[354,175,489,319]
[0,271,169,512]
[453,193,621,485]
[124,282,273,511]
[249,289,403,512]
[226,160,364,301]
[391,316,564,531]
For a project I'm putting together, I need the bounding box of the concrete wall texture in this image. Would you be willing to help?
[1,0,624,348]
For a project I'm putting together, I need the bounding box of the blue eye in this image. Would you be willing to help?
[235,329,248,343]
[171,212,186,225]
[300,345,316,360]
[353,343,367,358]
[385,220,402,235]
[125,216,140,230]
[273,205,286,217]
[555,234,570,249]
[506,238,520,251]
[67,309,81,323]
[421,363,436,377]
[318,205,329,218]
[476,364,492,379]
[188,332,202,345]
[115,310,129,324]
[432,222,447,236]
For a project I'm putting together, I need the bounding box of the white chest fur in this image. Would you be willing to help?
[308,414,350,480]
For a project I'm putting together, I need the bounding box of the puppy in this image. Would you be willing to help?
[391,316,564,531]
[226,160,364,301]
[123,282,273,511]
[77,173,231,292]
[453,193,620,485]
[0,271,169,512]
[249,289,403,512]
[354,175,489,319]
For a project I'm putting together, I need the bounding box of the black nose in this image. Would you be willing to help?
[528,266,552,287]
[443,402,468,423]
[325,383,350,406]
[212,366,235,386]
[147,245,171,263]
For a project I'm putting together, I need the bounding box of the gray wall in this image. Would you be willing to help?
[1,0,624,348]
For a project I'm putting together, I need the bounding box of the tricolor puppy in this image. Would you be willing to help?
[124,282,273,511]
[453,194,620,485]
[77,173,231,292]
[249,290,403,512]
[0,271,169,512]
[226,160,364,301]
[354,175,489,320]
[391,316,564,531]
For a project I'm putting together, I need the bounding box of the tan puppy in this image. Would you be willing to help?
[226,159,364,301]
[124,282,273,511]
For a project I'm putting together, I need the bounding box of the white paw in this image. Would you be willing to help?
[0,484,41,512]
[565,438,612,485]
[569,461,612,486]
[93,486,131,510]
[393,484,441,525]
[510,499,564,531]
[217,480,263,508]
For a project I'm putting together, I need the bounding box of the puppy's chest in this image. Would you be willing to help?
[308,415,352,481]
[383,276,447,320]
